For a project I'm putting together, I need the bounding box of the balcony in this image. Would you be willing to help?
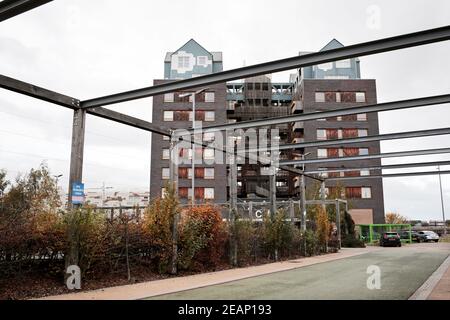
[292,121,304,131]
[291,100,303,114]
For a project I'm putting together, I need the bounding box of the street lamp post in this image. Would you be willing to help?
[438,165,447,235]
[179,88,209,206]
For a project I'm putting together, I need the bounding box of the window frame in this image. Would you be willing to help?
[163,110,174,121]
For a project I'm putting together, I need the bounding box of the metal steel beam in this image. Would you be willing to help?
[325,170,450,181]
[305,160,450,174]
[174,94,450,136]
[81,26,450,109]
[0,74,79,108]
[280,147,450,166]
[251,127,450,152]
[0,74,172,136]
[0,0,52,22]
[86,107,171,137]
[279,165,324,182]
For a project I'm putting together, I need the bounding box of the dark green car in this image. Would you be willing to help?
[379,232,402,247]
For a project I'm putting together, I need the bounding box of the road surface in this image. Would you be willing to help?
[147,243,449,300]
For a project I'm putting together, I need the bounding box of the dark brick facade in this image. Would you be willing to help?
[150,80,228,204]
[299,79,385,223]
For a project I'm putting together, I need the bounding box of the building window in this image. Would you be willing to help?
[356,92,366,103]
[162,135,170,141]
[204,188,215,200]
[357,113,367,121]
[317,149,328,158]
[205,92,215,102]
[162,168,170,180]
[204,168,214,179]
[359,148,369,156]
[178,56,190,68]
[205,111,215,121]
[204,148,215,160]
[162,149,170,160]
[358,129,368,137]
[336,92,341,102]
[164,93,174,102]
[163,111,173,121]
[317,129,327,140]
[362,187,372,199]
[197,56,207,65]
[315,92,325,102]
[360,170,370,176]
[203,132,215,142]
[336,59,351,68]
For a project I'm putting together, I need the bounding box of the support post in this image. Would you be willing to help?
[270,151,277,218]
[169,134,179,275]
[300,173,306,231]
[289,198,295,224]
[68,109,86,207]
[335,200,341,249]
[66,109,86,278]
[320,181,326,212]
[228,150,238,266]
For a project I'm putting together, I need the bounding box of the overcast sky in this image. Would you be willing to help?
[0,0,449,220]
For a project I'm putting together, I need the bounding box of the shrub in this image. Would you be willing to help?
[63,206,109,277]
[316,205,331,253]
[178,205,228,271]
[341,234,366,248]
[262,210,294,261]
[142,183,179,274]
[230,217,258,266]
[303,230,319,256]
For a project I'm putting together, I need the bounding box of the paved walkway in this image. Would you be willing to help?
[148,243,449,300]
[428,254,450,300]
[40,247,377,300]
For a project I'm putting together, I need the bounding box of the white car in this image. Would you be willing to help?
[418,231,440,242]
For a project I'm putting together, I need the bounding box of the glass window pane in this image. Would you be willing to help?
[205,111,215,121]
[205,92,215,102]
[315,92,325,102]
[356,92,366,102]
[163,111,173,121]
[164,93,174,102]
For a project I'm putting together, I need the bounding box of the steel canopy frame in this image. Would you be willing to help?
[80,25,450,109]
[325,170,450,181]
[173,94,450,136]
[304,160,450,174]
[0,74,172,136]
[0,0,52,22]
[253,127,450,152]
[280,147,450,166]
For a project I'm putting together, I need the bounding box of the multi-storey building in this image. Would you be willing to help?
[227,75,293,199]
[150,38,385,223]
[291,39,385,223]
[150,39,228,204]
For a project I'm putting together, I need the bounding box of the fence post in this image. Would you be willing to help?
[169,134,179,275]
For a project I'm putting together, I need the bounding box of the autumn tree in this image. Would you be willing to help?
[385,212,408,224]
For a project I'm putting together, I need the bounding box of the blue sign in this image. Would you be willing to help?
[72,182,85,204]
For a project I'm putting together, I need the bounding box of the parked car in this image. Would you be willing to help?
[379,232,402,247]
[417,231,440,242]
[400,230,427,242]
